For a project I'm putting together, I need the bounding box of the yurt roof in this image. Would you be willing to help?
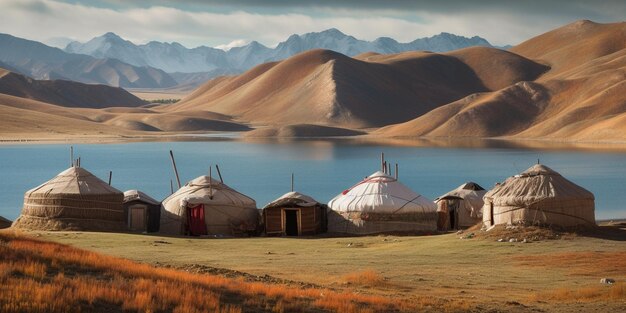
[461,182,485,191]
[26,166,122,196]
[328,171,436,213]
[163,175,256,207]
[263,191,321,209]
[0,215,12,228]
[484,164,594,204]
[124,190,160,205]
[436,182,487,201]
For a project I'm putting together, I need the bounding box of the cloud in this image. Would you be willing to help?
[215,39,249,51]
[1,0,624,49]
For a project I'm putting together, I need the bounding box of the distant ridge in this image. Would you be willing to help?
[0,33,177,88]
[64,29,496,80]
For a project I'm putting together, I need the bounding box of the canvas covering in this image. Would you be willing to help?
[263,191,320,209]
[482,164,596,227]
[124,190,160,205]
[13,166,126,231]
[436,182,486,228]
[327,171,437,234]
[160,175,259,235]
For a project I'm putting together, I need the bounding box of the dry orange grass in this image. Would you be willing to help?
[512,251,626,276]
[528,282,625,302]
[342,269,386,287]
[0,232,410,313]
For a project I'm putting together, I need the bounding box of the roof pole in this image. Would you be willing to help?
[381,152,385,172]
[216,164,224,183]
[291,172,294,192]
[209,165,213,199]
[169,150,181,189]
[170,179,174,194]
[70,146,74,167]
[395,163,398,179]
[108,171,112,185]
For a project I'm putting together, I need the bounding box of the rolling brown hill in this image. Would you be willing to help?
[0,67,250,138]
[510,20,626,79]
[170,48,547,128]
[376,20,626,142]
[0,93,249,140]
[0,68,145,108]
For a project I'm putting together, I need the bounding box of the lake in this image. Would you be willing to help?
[1,138,625,221]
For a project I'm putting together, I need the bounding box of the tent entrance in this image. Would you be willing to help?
[489,202,494,226]
[129,205,146,231]
[448,199,459,229]
[449,208,456,230]
[284,209,300,236]
[187,204,207,236]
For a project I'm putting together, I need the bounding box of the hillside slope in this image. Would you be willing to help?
[171,47,546,128]
[0,92,249,140]
[0,68,145,108]
[376,20,626,142]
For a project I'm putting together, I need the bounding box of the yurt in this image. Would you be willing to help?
[263,191,327,236]
[12,166,126,231]
[160,175,259,236]
[123,190,161,233]
[482,164,596,228]
[328,171,437,234]
[435,182,486,230]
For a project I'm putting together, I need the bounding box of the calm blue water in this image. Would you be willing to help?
[1,139,625,221]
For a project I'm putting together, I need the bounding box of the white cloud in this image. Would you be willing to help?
[215,39,249,51]
[0,0,606,48]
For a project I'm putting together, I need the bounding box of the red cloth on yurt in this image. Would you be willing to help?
[187,204,207,235]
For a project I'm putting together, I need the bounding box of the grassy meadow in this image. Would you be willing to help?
[2,224,622,312]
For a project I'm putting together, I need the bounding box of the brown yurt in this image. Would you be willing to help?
[12,166,126,231]
[263,191,327,236]
[482,164,596,228]
[124,190,161,233]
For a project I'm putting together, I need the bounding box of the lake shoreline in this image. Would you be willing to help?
[3,132,626,152]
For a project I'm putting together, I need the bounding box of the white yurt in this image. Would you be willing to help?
[160,175,259,236]
[482,164,596,228]
[435,182,486,230]
[327,171,437,234]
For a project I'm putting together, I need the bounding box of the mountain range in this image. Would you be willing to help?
[0,33,177,89]
[173,20,626,142]
[65,29,494,74]
[1,20,624,143]
[0,30,496,89]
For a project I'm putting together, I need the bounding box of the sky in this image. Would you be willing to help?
[1,0,624,49]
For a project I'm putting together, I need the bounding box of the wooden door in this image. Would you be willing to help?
[129,205,146,231]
